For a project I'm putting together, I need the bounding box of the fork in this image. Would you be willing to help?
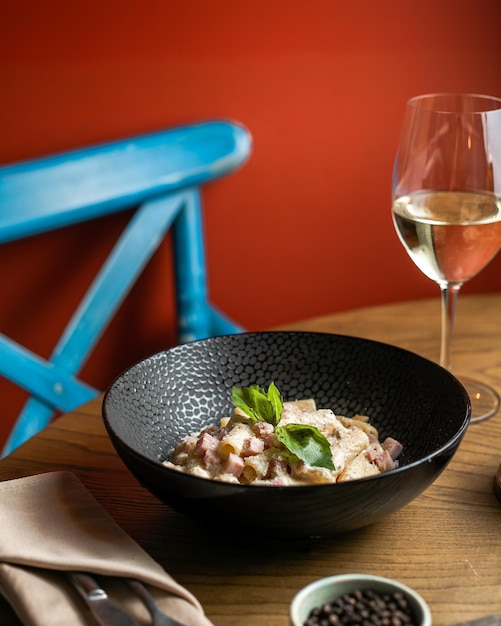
[127,580,186,626]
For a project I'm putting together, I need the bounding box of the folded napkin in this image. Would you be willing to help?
[0,471,214,626]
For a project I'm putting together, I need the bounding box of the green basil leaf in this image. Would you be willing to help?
[266,382,283,427]
[231,386,259,421]
[231,383,282,425]
[276,424,335,470]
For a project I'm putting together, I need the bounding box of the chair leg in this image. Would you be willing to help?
[172,189,212,343]
[173,188,245,343]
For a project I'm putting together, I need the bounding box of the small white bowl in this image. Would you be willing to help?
[290,574,432,626]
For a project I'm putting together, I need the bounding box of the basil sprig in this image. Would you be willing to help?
[231,383,335,470]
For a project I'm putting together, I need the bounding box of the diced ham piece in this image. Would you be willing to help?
[366,437,403,470]
[266,455,290,479]
[252,422,274,448]
[375,449,396,472]
[242,437,265,457]
[223,453,245,478]
[203,447,221,470]
[195,432,220,457]
[381,437,403,460]
[365,448,378,463]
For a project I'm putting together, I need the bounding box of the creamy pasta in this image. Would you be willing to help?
[164,398,403,486]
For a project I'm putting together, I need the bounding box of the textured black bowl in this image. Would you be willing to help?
[102,332,471,538]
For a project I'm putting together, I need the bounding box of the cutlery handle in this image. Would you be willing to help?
[70,572,107,600]
[68,572,138,626]
[127,579,186,626]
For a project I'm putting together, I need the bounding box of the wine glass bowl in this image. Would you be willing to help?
[393,191,501,286]
[392,93,501,422]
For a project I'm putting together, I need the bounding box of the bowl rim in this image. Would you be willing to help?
[289,573,432,626]
[102,330,471,491]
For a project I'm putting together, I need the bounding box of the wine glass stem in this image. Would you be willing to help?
[439,283,461,371]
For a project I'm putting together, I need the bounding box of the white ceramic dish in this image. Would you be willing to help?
[290,573,432,626]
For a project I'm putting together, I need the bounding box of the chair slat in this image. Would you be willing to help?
[0,121,251,243]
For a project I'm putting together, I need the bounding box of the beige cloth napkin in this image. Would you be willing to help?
[0,471,214,626]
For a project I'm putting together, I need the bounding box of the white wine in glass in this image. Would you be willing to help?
[392,93,501,422]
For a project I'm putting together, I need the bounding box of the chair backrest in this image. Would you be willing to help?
[0,119,252,456]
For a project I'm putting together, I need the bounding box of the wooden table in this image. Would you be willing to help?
[1,294,501,626]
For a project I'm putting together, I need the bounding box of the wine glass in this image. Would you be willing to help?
[392,93,501,422]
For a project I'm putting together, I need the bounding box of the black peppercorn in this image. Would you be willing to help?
[302,589,418,626]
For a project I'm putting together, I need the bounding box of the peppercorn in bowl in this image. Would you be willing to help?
[290,574,432,626]
[102,331,471,538]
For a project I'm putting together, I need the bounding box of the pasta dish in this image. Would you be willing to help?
[164,394,402,486]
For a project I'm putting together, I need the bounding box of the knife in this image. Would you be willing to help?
[68,572,137,626]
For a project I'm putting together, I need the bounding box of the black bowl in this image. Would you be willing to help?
[102,332,470,538]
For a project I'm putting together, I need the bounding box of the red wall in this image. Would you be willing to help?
[1,0,501,448]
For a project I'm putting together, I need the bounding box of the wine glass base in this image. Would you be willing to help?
[458,376,500,423]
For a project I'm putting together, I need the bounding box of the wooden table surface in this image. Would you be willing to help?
[1,294,501,626]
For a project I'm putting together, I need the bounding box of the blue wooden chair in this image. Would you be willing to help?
[0,120,252,456]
